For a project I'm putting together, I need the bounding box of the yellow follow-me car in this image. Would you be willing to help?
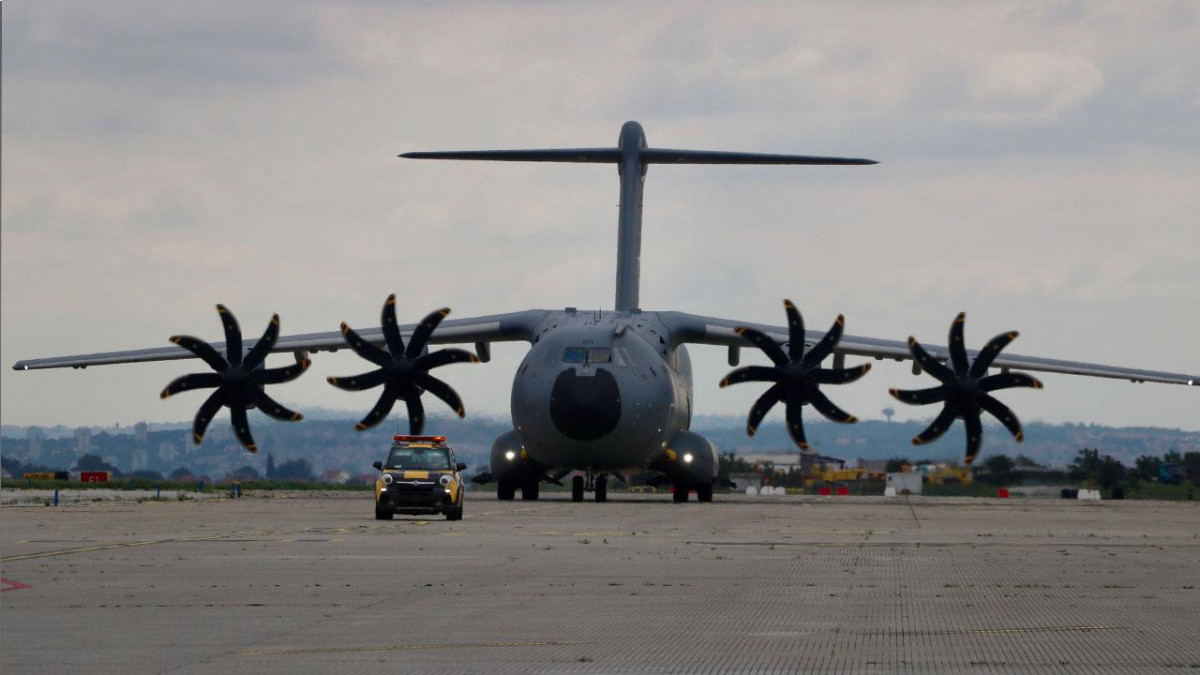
[373,435,467,521]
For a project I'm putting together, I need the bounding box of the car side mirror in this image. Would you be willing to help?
[372,461,383,471]
[456,462,468,471]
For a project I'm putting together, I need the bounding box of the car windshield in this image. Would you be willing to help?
[386,447,453,471]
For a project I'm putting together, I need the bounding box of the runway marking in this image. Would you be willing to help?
[241,640,584,656]
[1,578,33,593]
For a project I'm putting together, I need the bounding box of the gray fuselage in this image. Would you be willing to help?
[510,309,692,471]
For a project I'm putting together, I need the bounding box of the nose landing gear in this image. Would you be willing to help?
[571,471,609,503]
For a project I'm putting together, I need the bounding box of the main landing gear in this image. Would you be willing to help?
[672,482,714,503]
[572,471,608,503]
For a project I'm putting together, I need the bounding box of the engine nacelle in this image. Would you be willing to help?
[648,429,718,488]
[488,429,537,485]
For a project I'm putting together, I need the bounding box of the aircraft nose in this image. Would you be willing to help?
[549,367,622,441]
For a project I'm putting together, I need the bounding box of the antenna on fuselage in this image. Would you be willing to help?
[401,122,877,314]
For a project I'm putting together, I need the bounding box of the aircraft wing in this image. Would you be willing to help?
[659,311,1199,387]
[11,310,548,371]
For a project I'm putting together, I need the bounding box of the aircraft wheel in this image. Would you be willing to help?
[673,485,689,503]
[572,476,585,502]
[375,504,394,520]
[522,479,540,501]
[595,475,608,502]
[497,480,516,501]
[697,484,714,503]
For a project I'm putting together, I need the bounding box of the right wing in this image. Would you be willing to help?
[12,310,549,371]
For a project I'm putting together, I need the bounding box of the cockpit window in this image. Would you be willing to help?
[563,347,612,364]
[587,348,611,363]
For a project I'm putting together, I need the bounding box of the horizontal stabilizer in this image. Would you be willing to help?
[401,148,619,162]
[642,148,877,165]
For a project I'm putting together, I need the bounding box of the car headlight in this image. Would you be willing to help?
[383,473,394,485]
[439,475,452,486]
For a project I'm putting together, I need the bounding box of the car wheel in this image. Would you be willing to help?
[375,504,394,520]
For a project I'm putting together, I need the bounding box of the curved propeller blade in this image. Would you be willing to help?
[888,386,946,406]
[217,304,243,366]
[784,393,809,449]
[720,365,781,388]
[417,348,479,371]
[192,389,227,445]
[252,355,311,386]
[340,322,392,368]
[807,386,857,423]
[810,363,871,385]
[242,314,280,371]
[404,395,426,436]
[161,372,222,399]
[948,312,969,376]
[170,335,228,372]
[327,369,389,392]
[416,373,466,417]
[977,392,1024,442]
[912,404,958,446]
[969,331,1019,377]
[980,372,1043,392]
[734,326,789,366]
[746,384,783,437]
[963,407,983,465]
[803,314,844,367]
[248,388,304,422]
[406,308,451,359]
[229,402,257,453]
[908,338,956,384]
[381,294,406,356]
[784,299,805,361]
[356,381,401,431]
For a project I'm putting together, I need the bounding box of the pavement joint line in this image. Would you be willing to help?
[3,532,246,562]
[896,625,1118,636]
[240,640,586,656]
[682,540,1200,549]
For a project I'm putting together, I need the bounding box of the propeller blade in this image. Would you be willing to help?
[783,299,805,361]
[746,383,783,437]
[719,365,780,388]
[912,405,958,446]
[888,385,946,406]
[253,356,311,386]
[784,393,809,449]
[229,402,258,453]
[326,368,388,392]
[406,307,451,359]
[803,314,845,368]
[404,395,425,435]
[241,314,280,371]
[908,338,957,384]
[340,322,393,368]
[161,372,222,399]
[810,363,871,385]
[417,348,479,371]
[169,335,228,372]
[978,392,1024,442]
[380,294,406,357]
[962,406,983,465]
[979,372,1043,392]
[734,326,788,366]
[415,373,465,417]
[216,305,244,366]
[192,389,227,445]
[806,385,857,423]
[247,388,304,422]
[948,312,969,376]
[969,331,1019,378]
[355,381,400,431]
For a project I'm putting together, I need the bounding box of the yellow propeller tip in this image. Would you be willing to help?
[355,423,368,431]
[798,442,809,450]
[386,294,396,305]
[292,413,304,421]
[911,438,923,446]
[955,312,966,322]
[456,407,465,418]
[193,434,203,445]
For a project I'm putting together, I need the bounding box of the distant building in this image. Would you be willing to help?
[26,427,45,461]
[135,422,148,443]
[74,427,91,454]
[131,449,149,473]
[158,442,178,464]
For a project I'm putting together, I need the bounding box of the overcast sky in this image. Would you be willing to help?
[2,0,1198,434]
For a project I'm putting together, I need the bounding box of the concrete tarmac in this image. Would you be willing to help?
[2,491,1199,674]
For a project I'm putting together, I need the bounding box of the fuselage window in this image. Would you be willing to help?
[562,347,612,364]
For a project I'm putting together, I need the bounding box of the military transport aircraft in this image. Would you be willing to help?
[13,122,1198,503]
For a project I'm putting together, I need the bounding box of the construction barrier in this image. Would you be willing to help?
[997,488,1010,498]
[23,472,57,480]
[80,471,111,483]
